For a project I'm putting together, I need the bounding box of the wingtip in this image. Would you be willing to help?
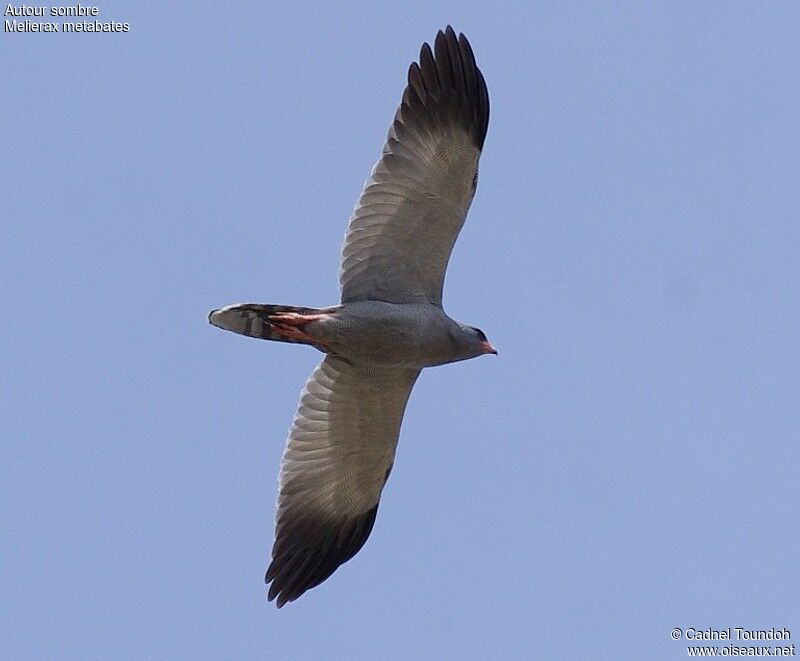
[406,27,489,150]
[264,503,381,608]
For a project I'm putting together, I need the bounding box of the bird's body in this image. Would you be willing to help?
[210,26,494,607]
[211,300,488,368]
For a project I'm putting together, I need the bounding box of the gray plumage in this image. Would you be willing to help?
[209,26,494,607]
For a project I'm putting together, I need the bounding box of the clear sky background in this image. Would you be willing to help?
[3,2,799,659]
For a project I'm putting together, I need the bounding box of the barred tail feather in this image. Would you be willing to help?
[208,303,334,346]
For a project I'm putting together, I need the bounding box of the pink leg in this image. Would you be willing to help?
[268,312,332,325]
[271,322,331,347]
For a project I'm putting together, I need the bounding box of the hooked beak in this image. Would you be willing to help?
[480,340,498,355]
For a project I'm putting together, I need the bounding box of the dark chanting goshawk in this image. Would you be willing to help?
[210,26,494,607]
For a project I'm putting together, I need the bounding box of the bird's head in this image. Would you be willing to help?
[454,324,497,357]
[471,326,498,356]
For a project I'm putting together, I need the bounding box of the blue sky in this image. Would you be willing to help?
[3,2,799,659]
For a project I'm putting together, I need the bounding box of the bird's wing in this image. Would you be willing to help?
[339,26,489,307]
[266,355,420,607]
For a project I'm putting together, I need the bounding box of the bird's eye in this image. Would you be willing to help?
[474,327,487,341]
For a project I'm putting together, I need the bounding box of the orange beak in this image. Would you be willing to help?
[480,340,498,355]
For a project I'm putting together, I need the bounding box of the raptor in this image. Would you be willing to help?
[210,26,494,607]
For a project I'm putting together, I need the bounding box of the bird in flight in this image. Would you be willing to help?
[209,26,493,607]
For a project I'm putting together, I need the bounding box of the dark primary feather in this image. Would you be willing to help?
[399,26,489,153]
[266,506,379,608]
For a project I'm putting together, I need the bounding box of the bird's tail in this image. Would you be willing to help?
[208,303,337,348]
